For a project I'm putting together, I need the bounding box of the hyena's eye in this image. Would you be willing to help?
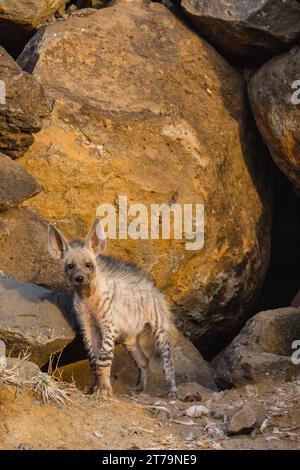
[67,263,74,270]
[85,262,91,268]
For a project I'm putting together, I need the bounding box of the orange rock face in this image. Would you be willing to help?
[18,1,271,349]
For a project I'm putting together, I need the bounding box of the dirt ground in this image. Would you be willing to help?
[0,379,299,450]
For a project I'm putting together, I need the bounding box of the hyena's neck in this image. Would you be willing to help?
[75,276,99,300]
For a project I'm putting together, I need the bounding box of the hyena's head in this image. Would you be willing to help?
[48,218,106,288]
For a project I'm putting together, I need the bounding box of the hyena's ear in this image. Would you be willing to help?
[48,224,69,260]
[85,218,106,255]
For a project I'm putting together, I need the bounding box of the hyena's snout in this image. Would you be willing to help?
[74,274,85,285]
[71,269,95,286]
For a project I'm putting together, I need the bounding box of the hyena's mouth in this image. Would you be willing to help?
[73,281,91,290]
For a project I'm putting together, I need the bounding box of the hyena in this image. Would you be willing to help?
[48,219,177,398]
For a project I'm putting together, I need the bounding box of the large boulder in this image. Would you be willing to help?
[0,277,75,367]
[0,1,68,42]
[18,1,271,350]
[0,46,53,159]
[57,329,217,394]
[213,307,300,386]
[0,208,66,290]
[0,153,41,211]
[248,46,300,192]
[180,0,300,59]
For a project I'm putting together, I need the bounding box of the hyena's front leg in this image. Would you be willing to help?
[80,320,102,394]
[153,327,177,398]
[95,326,116,397]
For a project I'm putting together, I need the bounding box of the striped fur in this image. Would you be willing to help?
[48,219,177,398]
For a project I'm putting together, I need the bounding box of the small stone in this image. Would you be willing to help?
[245,385,258,397]
[227,402,265,435]
[17,443,33,450]
[266,436,280,443]
[182,404,210,418]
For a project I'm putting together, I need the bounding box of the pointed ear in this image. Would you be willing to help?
[48,224,69,260]
[85,218,106,255]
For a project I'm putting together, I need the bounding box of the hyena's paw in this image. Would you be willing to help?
[165,388,178,399]
[135,381,146,393]
[94,383,113,397]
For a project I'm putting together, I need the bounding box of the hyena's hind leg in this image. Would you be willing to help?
[152,327,177,398]
[124,336,149,392]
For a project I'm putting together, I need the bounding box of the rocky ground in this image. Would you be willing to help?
[0,379,299,450]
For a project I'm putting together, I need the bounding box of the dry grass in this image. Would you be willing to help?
[0,350,32,388]
[0,350,75,407]
[31,372,73,406]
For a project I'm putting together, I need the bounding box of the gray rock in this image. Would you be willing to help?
[0,153,41,211]
[181,0,300,58]
[227,402,265,435]
[6,357,40,380]
[17,442,34,450]
[0,277,75,367]
[0,208,67,291]
[213,307,300,386]
[0,46,53,159]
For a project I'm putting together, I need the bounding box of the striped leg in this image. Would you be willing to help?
[153,327,177,398]
[124,336,149,392]
[95,327,115,397]
[80,320,102,394]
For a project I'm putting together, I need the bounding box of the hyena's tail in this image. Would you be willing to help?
[138,294,178,359]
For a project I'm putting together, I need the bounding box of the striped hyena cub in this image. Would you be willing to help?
[48,219,177,398]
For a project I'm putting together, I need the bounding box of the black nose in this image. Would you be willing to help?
[75,275,84,284]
